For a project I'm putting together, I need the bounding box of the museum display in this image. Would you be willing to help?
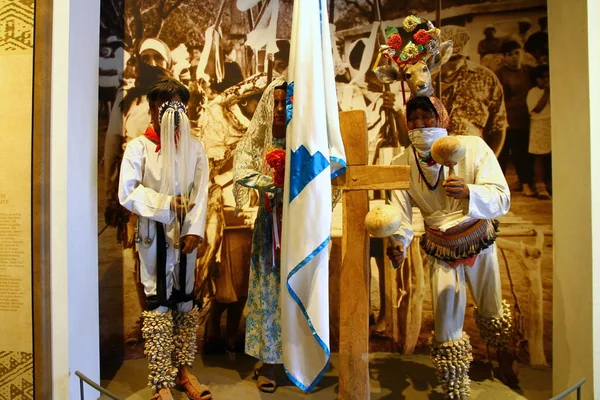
[387,91,517,399]
[118,79,212,400]
[94,1,552,398]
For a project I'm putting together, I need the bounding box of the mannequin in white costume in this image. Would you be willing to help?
[118,79,212,400]
[387,96,518,399]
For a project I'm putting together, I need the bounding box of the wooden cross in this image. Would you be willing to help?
[332,110,410,399]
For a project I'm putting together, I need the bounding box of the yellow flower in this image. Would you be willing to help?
[403,15,421,32]
[401,42,421,60]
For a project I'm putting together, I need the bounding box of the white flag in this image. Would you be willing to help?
[281,0,346,391]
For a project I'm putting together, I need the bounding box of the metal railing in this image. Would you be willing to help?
[75,368,583,400]
[549,379,586,400]
[75,371,125,400]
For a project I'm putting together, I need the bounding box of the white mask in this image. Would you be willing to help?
[408,127,448,156]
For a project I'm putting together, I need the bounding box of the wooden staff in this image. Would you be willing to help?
[214,0,227,30]
[266,57,274,85]
[436,0,442,99]
[374,0,399,149]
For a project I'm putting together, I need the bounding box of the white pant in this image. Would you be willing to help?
[140,253,196,313]
[430,245,503,342]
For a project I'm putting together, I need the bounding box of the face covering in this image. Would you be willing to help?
[121,63,173,114]
[136,62,173,90]
[408,127,448,157]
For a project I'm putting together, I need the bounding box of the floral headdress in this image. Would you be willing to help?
[378,16,442,67]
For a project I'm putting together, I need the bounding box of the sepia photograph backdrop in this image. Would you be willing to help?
[97,0,552,380]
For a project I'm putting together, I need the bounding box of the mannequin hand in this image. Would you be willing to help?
[181,235,201,254]
[443,177,470,199]
[386,243,405,267]
[171,196,195,220]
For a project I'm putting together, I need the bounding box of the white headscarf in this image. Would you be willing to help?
[139,38,172,67]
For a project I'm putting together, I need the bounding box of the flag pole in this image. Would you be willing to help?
[436,0,442,98]
[281,0,346,391]
[266,56,274,85]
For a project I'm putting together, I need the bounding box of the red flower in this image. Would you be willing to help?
[266,148,286,188]
[387,33,403,50]
[266,149,285,171]
[413,29,431,45]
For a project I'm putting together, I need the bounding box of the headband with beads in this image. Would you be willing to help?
[158,100,187,123]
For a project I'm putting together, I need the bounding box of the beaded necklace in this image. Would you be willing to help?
[413,146,442,191]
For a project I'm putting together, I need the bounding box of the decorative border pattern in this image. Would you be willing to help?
[0,351,33,400]
[0,0,34,54]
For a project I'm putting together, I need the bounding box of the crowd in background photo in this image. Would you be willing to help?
[96,0,552,368]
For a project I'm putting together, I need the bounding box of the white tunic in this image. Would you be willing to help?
[389,136,511,342]
[118,135,209,301]
[389,135,510,253]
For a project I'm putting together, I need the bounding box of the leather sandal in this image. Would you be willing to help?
[176,374,212,400]
[257,374,277,393]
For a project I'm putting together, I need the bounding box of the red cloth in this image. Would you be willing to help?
[143,126,161,152]
[143,125,180,152]
[446,254,478,269]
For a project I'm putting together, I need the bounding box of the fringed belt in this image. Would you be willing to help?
[421,219,500,268]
